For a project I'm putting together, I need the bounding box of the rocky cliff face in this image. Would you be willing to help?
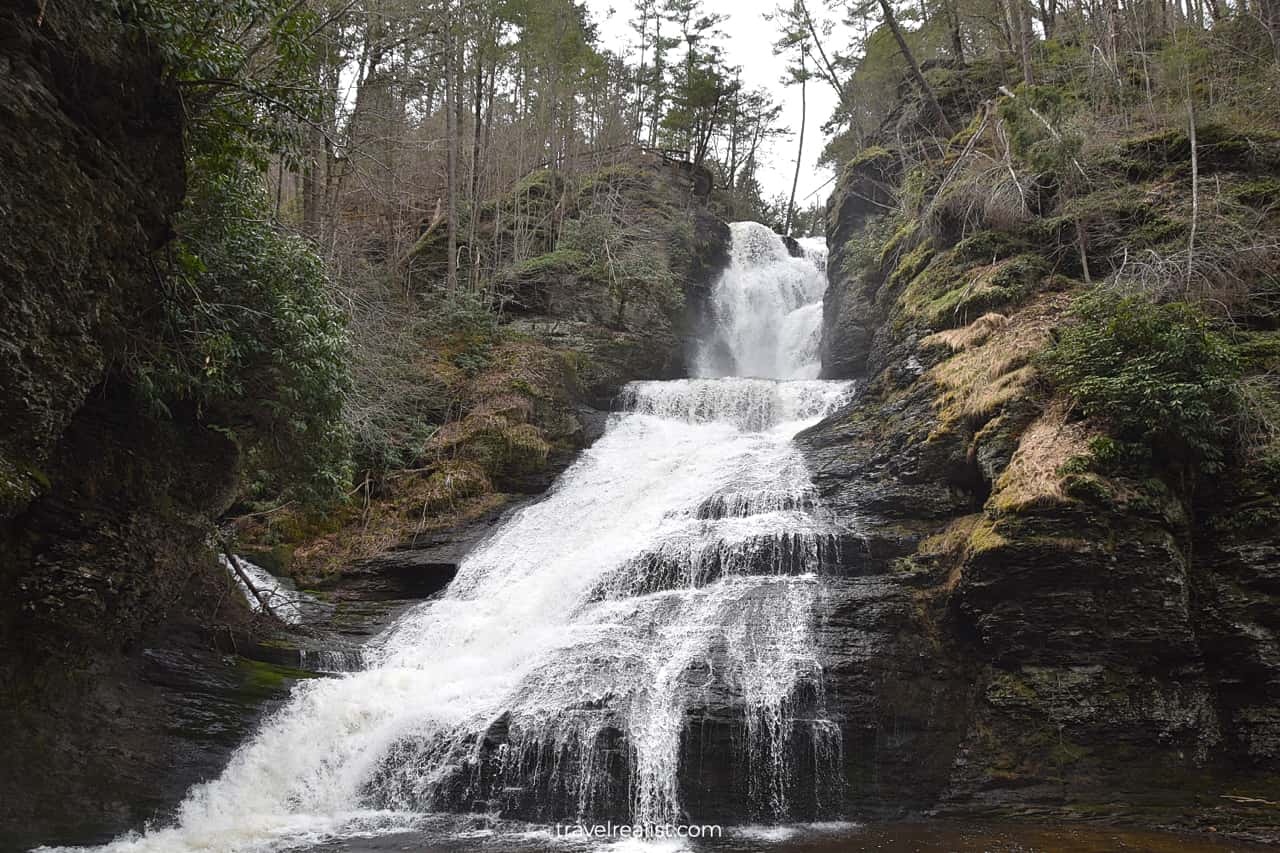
[803,65,1280,838]
[0,2,284,846]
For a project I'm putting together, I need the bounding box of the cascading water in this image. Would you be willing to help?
[696,222,830,381]
[64,223,851,853]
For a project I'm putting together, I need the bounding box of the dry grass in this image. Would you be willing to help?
[966,517,1011,555]
[926,293,1069,431]
[918,513,987,558]
[289,470,507,579]
[924,107,1038,241]
[471,393,535,421]
[1107,206,1280,323]
[989,399,1096,514]
[925,311,1010,351]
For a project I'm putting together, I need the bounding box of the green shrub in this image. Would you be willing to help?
[118,0,352,505]
[137,167,352,503]
[998,84,1084,175]
[1042,290,1239,473]
[844,214,907,279]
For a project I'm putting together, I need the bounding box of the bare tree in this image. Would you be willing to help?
[877,0,957,136]
[786,48,808,236]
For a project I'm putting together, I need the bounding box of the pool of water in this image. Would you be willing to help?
[289,819,1273,852]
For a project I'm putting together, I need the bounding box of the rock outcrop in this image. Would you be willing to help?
[802,63,1280,839]
[0,1,288,845]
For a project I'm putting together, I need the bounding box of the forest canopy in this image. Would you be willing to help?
[123,0,1280,507]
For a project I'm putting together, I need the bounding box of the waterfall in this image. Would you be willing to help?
[696,222,830,381]
[66,225,850,852]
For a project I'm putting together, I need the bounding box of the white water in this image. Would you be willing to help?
[222,556,317,626]
[696,222,829,381]
[56,225,849,853]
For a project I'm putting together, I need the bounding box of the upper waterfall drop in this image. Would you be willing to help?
[697,222,829,381]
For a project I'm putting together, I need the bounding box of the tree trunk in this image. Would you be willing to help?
[469,21,488,289]
[445,21,459,293]
[946,0,966,64]
[1263,0,1280,61]
[301,127,322,238]
[785,51,806,236]
[648,16,665,146]
[1017,0,1036,86]
[877,0,956,135]
[798,0,850,104]
[1039,0,1058,39]
[1186,79,1199,289]
[727,87,740,193]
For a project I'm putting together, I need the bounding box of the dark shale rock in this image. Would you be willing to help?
[821,148,900,380]
[802,84,1280,840]
[320,498,537,601]
[0,2,285,844]
[0,0,184,522]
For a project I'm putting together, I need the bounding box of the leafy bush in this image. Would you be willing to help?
[998,85,1085,178]
[128,0,321,171]
[1042,290,1238,474]
[115,0,355,505]
[135,167,352,502]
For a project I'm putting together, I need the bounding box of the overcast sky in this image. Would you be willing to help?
[581,0,844,209]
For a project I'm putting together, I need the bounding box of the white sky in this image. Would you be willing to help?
[582,0,844,209]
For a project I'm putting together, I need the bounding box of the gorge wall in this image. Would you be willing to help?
[6,0,1280,845]
[0,1,273,846]
[803,59,1280,838]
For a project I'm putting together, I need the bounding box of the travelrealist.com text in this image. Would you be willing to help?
[553,822,724,839]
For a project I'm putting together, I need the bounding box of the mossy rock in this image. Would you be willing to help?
[235,657,317,697]
[1061,472,1113,504]
[903,252,1046,330]
[1056,186,1181,259]
[848,145,895,171]
[1060,186,1151,226]
[512,168,566,200]
[1233,176,1280,210]
[968,517,1011,554]
[924,65,963,100]
[237,543,294,576]
[953,230,1029,264]
[888,241,939,292]
[500,248,591,282]
[1114,125,1280,178]
[417,459,492,513]
[576,164,653,200]
[431,412,550,481]
[878,219,923,267]
[944,110,987,157]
